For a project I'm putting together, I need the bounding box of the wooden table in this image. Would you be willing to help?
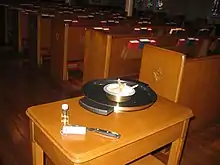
[26,96,193,165]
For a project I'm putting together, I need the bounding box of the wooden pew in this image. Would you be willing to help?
[38,13,54,65]
[26,9,39,67]
[3,5,22,51]
[50,11,128,82]
[139,44,220,133]
[25,6,57,67]
[83,26,180,84]
[7,4,55,65]
[15,4,78,67]
[18,4,84,67]
[18,10,29,53]
[36,7,87,67]
[17,4,43,53]
[166,37,215,58]
[50,12,102,82]
[5,5,22,51]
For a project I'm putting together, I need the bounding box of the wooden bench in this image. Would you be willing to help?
[50,13,103,82]
[18,9,29,53]
[50,12,130,82]
[83,28,182,84]
[38,13,54,65]
[8,4,56,66]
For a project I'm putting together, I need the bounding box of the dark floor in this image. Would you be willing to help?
[0,47,220,165]
[0,47,82,165]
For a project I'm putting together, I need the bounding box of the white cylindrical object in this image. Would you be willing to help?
[61,126,87,135]
[62,104,69,111]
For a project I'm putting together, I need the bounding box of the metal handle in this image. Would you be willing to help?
[92,128,121,139]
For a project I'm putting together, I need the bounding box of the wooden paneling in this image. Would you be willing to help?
[108,37,142,77]
[40,16,52,54]
[83,30,108,83]
[67,27,86,61]
[179,56,220,132]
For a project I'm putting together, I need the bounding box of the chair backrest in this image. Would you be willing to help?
[139,45,186,102]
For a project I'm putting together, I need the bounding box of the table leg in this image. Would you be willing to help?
[167,120,189,165]
[30,122,44,165]
[32,142,44,165]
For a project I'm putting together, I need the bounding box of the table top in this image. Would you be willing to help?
[26,96,193,164]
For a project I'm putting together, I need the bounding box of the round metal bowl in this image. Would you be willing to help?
[103,83,135,103]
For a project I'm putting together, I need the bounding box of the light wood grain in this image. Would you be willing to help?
[26,96,193,164]
[139,45,186,102]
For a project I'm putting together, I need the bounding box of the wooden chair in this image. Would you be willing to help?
[139,45,185,103]
[138,44,220,163]
[139,44,220,132]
